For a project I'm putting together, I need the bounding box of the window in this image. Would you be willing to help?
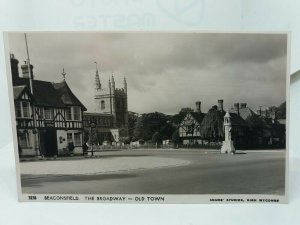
[66,107,72,120]
[15,101,31,118]
[67,133,73,143]
[187,124,194,134]
[101,100,105,110]
[18,131,31,148]
[38,108,44,119]
[22,102,30,118]
[73,107,81,121]
[67,132,82,146]
[15,102,22,118]
[74,133,82,146]
[44,108,53,120]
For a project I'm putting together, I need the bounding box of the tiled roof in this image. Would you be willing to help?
[229,107,256,120]
[53,81,87,110]
[173,112,206,125]
[13,85,28,100]
[172,113,186,125]
[13,78,65,107]
[190,112,206,124]
[229,113,248,127]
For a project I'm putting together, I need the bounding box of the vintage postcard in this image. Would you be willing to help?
[4,32,289,203]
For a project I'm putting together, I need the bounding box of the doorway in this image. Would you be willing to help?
[40,128,58,157]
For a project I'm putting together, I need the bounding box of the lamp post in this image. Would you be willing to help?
[89,120,97,157]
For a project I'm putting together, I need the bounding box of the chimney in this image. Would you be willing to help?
[21,61,33,79]
[218,99,224,112]
[10,54,19,80]
[234,103,240,115]
[240,103,247,109]
[257,106,262,116]
[195,101,201,113]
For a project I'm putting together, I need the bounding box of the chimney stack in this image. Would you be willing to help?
[195,101,201,113]
[21,61,33,79]
[218,99,224,112]
[234,103,240,115]
[240,103,247,109]
[10,54,19,80]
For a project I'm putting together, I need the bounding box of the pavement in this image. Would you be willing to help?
[20,156,191,175]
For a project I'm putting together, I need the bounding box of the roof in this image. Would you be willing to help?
[190,112,206,124]
[229,113,248,127]
[13,78,65,107]
[83,112,113,117]
[229,107,256,120]
[177,112,206,125]
[172,113,186,125]
[13,85,34,101]
[53,81,87,110]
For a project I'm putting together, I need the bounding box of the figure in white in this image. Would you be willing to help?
[221,111,235,154]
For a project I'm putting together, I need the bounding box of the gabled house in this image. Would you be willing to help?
[177,101,205,145]
[178,111,205,145]
[11,54,87,157]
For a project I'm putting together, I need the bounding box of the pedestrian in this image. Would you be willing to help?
[68,141,75,155]
[82,142,89,156]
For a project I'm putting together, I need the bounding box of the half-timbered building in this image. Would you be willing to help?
[11,54,87,157]
[178,112,205,145]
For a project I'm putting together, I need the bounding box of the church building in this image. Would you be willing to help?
[83,65,129,144]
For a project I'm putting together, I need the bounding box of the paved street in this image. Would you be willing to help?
[21,149,286,195]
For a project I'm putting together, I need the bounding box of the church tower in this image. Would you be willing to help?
[94,67,128,132]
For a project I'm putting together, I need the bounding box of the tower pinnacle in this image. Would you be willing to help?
[123,76,127,93]
[94,62,101,90]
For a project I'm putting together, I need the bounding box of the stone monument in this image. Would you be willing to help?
[221,111,235,154]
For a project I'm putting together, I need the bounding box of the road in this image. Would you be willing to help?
[21,149,285,195]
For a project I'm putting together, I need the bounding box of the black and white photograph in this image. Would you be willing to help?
[5,32,288,203]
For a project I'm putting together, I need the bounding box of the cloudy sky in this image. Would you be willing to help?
[7,32,287,114]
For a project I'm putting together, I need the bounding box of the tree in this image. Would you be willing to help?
[133,112,175,141]
[276,102,286,119]
[152,132,162,148]
[172,130,181,146]
[128,112,139,140]
[200,105,224,142]
[245,114,269,148]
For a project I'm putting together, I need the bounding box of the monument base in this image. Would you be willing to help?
[221,140,235,154]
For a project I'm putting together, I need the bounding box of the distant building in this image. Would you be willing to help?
[176,99,285,149]
[83,66,129,144]
[11,54,87,157]
[178,102,205,145]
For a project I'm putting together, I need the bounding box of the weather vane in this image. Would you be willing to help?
[62,68,66,80]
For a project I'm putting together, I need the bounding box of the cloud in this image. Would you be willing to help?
[7,32,287,114]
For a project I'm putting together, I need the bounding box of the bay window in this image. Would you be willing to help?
[15,101,31,118]
[66,106,81,121]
